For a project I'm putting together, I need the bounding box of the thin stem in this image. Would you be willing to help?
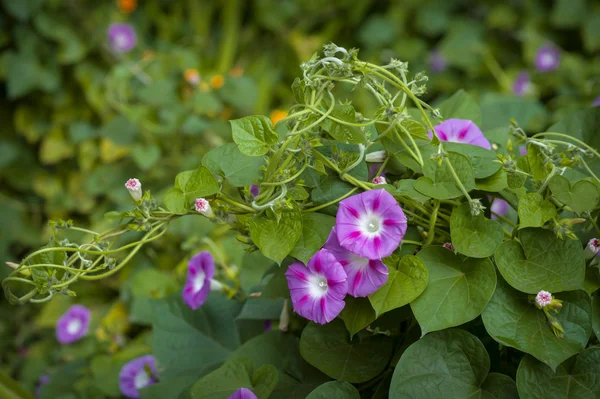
[532,132,600,159]
[444,157,473,202]
[303,188,359,213]
[425,200,440,245]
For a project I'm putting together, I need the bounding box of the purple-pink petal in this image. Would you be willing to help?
[119,355,158,398]
[428,119,491,150]
[535,45,560,72]
[285,249,347,325]
[513,71,530,96]
[228,388,257,399]
[36,375,50,398]
[250,184,260,197]
[324,227,388,297]
[108,23,137,54]
[490,199,510,219]
[335,189,407,260]
[182,252,215,310]
[429,49,447,73]
[593,96,600,107]
[56,305,91,344]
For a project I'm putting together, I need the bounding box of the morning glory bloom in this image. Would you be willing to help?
[125,178,142,202]
[182,252,215,310]
[535,290,553,307]
[519,145,528,156]
[228,388,257,399]
[285,249,347,325]
[119,355,158,398]
[336,189,407,260]
[56,305,91,344]
[490,199,510,220]
[428,119,491,150]
[108,23,137,53]
[429,49,447,73]
[324,227,388,297]
[513,71,531,96]
[535,45,560,72]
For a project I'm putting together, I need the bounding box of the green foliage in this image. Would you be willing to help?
[249,209,302,264]
[230,116,279,156]
[414,152,475,199]
[450,202,504,258]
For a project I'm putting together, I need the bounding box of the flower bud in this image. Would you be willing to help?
[194,198,214,218]
[209,279,224,292]
[585,238,600,260]
[125,178,142,202]
[372,176,387,185]
[442,242,455,251]
[278,299,290,332]
[549,318,565,338]
[365,151,387,163]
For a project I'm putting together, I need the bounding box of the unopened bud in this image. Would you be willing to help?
[209,279,223,292]
[278,299,290,332]
[372,176,387,185]
[365,151,387,163]
[585,238,600,260]
[125,178,142,202]
[442,242,455,251]
[194,198,214,218]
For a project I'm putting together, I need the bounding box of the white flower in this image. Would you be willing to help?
[125,178,142,202]
[194,198,214,218]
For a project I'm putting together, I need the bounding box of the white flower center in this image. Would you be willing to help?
[308,275,328,298]
[360,213,382,236]
[540,53,555,68]
[115,34,129,49]
[193,271,206,293]
[66,319,82,335]
[134,371,150,390]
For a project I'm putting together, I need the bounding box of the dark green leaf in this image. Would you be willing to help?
[290,213,335,264]
[517,192,556,228]
[414,152,476,199]
[202,143,265,187]
[306,381,360,399]
[340,296,376,338]
[450,202,504,258]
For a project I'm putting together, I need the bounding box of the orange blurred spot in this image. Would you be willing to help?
[221,106,233,120]
[210,74,225,89]
[229,66,244,77]
[142,50,155,61]
[184,68,200,85]
[270,109,288,125]
[117,0,137,13]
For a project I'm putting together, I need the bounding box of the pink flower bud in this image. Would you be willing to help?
[365,151,387,163]
[585,238,600,260]
[372,176,387,185]
[443,242,455,251]
[535,290,552,307]
[125,178,142,202]
[194,198,214,218]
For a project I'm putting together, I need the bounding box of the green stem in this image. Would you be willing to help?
[216,0,241,73]
[303,187,359,213]
[425,200,440,245]
[532,132,600,159]
[444,157,473,202]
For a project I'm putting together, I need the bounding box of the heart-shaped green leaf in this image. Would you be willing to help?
[411,247,496,335]
[290,213,335,264]
[494,228,585,294]
[390,328,518,399]
[444,141,500,179]
[517,192,556,229]
[516,349,600,399]
[368,255,428,317]
[340,297,376,338]
[230,115,278,156]
[476,168,508,192]
[450,202,504,258]
[482,276,591,371]
[306,381,360,399]
[548,175,600,214]
[249,209,302,264]
[414,152,476,199]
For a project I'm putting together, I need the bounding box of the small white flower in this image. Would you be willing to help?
[194,198,214,218]
[535,290,553,307]
[584,238,600,260]
[125,178,142,202]
[365,151,387,163]
[372,176,387,185]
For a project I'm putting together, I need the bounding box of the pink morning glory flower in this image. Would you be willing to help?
[228,388,257,399]
[108,23,137,53]
[182,252,215,310]
[429,49,447,73]
[56,305,91,344]
[535,45,560,72]
[36,375,50,398]
[324,227,388,297]
[428,119,491,150]
[513,71,531,96]
[593,97,600,107]
[519,145,528,156]
[125,178,142,202]
[535,290,553,307]
[119,355,158,398]
[335,189,407,260]
[490,199,510,220]
[285,249,348,325]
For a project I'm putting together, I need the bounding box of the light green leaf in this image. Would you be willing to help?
[494,228,585,294]
[516,349,600,399]
[394,179,431,204]
[526,144,551,180]
[517,192,556,228]
[340,296,376,338]
[230,115,278,156]
[250,209,302,264]
[450,202,504,258]
[476,168,508,192]
[290,213,335,264]
[164,187,187,215]
[414,152,476,199]
[436,89,482,126]
[306,381,360,399]
[321,104,365,144]
[548,175,600,214]
[390,328,518,399]
[175,166,220,203]
[399,119,429,141]
[411,247,496,335]
[444,142,500,179]
[368,255,428,317]
[482,277,591,371]
[202,143,265,187]
[299,320,393,383]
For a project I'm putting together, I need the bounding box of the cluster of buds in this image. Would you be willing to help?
[533,290,565,338]
[469,198,486,216]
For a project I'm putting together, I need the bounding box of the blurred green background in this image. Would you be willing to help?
[0,0,599,397]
